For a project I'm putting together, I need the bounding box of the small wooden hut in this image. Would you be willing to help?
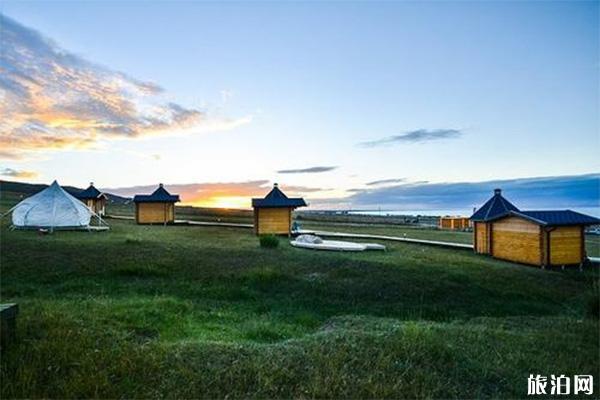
[471,189,599,267]
[75,182,108,215]
[252,183,307,235]
[439,216,471,230]
[133,184,180,225]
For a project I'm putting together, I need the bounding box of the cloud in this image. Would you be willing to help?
[277,166,338,174]
[0,167,39,179]
[105,174,599,214]
[0,14,250,160]
[359,129,462,147]
[365,178,406,186]
[106,180,326,208]
[338,173,600,213]
[0,151,25,161]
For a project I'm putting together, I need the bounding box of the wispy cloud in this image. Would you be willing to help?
[365,178,406,186]
[359,129,462,147]
[0,167,39,179]
[0,14,250,160]
[277,166,338,174]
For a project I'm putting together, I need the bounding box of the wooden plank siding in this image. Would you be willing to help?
[255,207,292,235]
[439,218,453,229]
[541,229,549,266]
[474,222,489,254]
[253,208,259,235]
[490,216,541,265]
[440,217,470,230]
[548,226,583,265]
[475,216,586,267]
[84,198,106,215]
[136,203,175,224]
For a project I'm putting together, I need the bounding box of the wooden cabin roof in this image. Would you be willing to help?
[133,184,180,203]
[75,183,107,200]
[471,189,600,226]
[514,210,600,226]
[470,189,520,222]
[252,184,307,208]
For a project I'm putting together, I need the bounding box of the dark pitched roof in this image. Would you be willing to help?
[133,184,180,203]
[470,189,600,226]
[517,210,600,226]
[470,189,520,222]
[75,183,107,200]
[252,184,307,208]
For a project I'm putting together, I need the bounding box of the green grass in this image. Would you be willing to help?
[1,197,599,398]
[100,200,600,257]
[303,220,474,243]
[300,221,600,257]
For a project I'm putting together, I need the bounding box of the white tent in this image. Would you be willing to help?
[7,180,107,231]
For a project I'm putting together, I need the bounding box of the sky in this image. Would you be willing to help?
[0,1,598,213]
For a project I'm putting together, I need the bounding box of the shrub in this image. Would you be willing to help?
[259,234,279,248]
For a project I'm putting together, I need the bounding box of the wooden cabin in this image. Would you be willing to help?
[133,184,180,225]
[252,183,307,235]
[75,182,108,215]
[471,189,600,267]
[439,216,471,230]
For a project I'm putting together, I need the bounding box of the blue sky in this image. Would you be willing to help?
[0,1,598,212]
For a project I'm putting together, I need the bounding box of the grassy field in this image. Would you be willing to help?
[100,197,600,257]
[1,191,599,398]
[300,221,600,257]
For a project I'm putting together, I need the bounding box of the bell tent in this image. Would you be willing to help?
[6,181,108,231]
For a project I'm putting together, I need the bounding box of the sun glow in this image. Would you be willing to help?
[187,196,252,209]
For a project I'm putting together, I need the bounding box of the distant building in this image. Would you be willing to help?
[133,184,180,225]
[471,189,600,267]
[439,216,471,230]
[75,182,108,215]
[252,183,307,235]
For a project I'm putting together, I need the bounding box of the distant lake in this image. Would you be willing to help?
[345,207,600,218]
[347,209,470,217]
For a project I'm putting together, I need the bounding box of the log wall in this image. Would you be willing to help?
[255,207,291,235]
[474,222,489,254]
[136,202,175,224]
[85,198,106,215]
[491,216,541,265]
[549,226,583,265]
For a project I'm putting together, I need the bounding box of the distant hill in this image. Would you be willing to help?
[0,180,131,204]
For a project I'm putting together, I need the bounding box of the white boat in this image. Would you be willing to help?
[290,234,385,252]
